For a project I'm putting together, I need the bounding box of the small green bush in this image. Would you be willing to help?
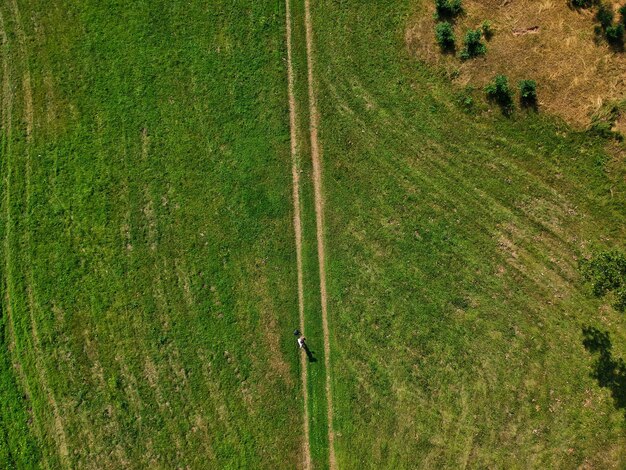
[481,20,493,39]
[460,29,486,59]
[605,23,625,44]
[580,250,626,312]
[518,79,537,105]
[434,0,463,19]
[454,86,476,113]
[596,3,614,30]
[571,0,595,7]
[485,74,513,112]
[435,21,455,50]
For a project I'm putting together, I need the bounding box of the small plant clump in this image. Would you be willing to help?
[606,23,625,45]
[460,29,486,59]
[485,74,513,113]
[435,21,456,51]
[518,79,537,106]
[434,0,463,20]
[454,86,476,113]
[595,3,625,46]
[596,3,614,30]
[571,0,596,7]
[581,250,626,312]
[481,20,493,40]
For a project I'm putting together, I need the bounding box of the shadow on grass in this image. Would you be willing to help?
[303,344,317,363]
[582,326,626,412]
[520,98,538,113]
[439,43,457,56]
[487,96,514,117]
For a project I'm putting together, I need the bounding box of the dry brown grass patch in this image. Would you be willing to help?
[407,0,626,127]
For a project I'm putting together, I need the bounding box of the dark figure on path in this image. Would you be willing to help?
[294,329,316,362]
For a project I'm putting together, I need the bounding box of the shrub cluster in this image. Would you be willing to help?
[593,3,625,46]
[484,75,538,114]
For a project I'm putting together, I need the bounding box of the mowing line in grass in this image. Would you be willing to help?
[285,0,313,467]
[303,0,336,467]
[8,0,71,462]
[1,7,48,468]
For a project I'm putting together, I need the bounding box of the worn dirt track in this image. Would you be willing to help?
[284,0,312,467]
[303,0,337,468]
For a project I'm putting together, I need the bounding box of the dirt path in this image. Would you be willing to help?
[303,1,337,468]
[284,0,312,468]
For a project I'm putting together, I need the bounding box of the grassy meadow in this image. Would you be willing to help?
[1,0,625,468]
[309,0,626,468]
[0,0,304,468]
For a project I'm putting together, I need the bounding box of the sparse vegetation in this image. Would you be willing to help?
[481,20,493,39]
[435,21,456,50]
[460,28,486,59]
[589,99,626,139]
[454,86,476,112]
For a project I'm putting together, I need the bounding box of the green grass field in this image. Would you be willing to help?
[1,0,626,468]
[311,0,626,467]
[1,1,304,467]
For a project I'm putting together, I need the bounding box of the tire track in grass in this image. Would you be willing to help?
[285,0,312,467]
[303,0,337,467]
[8,0,71,464]
[1,7,58,469]
[141,129,220,464]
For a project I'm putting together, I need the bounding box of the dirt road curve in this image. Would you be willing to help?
[284,0,312,468]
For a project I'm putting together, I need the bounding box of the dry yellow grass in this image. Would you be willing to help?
[407,0,626,128]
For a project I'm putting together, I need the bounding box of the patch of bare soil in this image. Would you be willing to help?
[407,0,626,128]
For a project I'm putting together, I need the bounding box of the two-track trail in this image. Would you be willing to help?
[285,0,336,468]
[302,0,337,468]
[284,0,312,468]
